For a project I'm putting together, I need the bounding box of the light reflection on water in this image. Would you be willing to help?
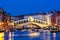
[0,32,4,40]
[53,33,56,40]
[0,29,60,40]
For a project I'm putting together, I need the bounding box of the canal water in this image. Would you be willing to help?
[0,29,60,40]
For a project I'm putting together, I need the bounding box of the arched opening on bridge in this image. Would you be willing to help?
[31,24,41,29]
[21,24,41,29]
[33,19,44,24]
[14,19,29,25]
[23,20,29,23]
[33,19,48,25]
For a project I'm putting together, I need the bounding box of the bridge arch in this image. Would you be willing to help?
[17,22,42,29]
[13,18,49,29]
[14,19,47,25]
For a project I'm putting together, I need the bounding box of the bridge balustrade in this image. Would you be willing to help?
[14,19,48,26]
[33,19,47,25]
[14,19,29,24]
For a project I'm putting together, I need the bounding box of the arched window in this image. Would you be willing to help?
[44,22,47,25]
[37,20,40,23]
[26,20,28,22]
[24,20,26,23]
[16,22,18,24]
[35,20,36,22]
[46,23,47,24]
[42,21,45,24]
[36,20,37,22]
[39,20,42,23]
[39,21,40,23]
[33,20,35,22]
[40,21,42,24]
[21,21,23,23]
[19,21,21,24]
[14,23,16,24]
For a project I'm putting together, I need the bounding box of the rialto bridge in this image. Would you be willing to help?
[9,16,51,29]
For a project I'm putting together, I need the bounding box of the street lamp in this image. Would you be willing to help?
[0,23,2,25]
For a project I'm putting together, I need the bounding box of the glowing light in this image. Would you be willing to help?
[29,16,34,22]
[8,22,14,26]
[53,33,56,37]
[0,32,4,40]
[28,32,39,37]
[0,22,4,25]
[0,23,1,25]
[55,24,57,26]
[21,29,26,32]
[0,37,4,40]
[0,32,4,37]
[1,22,4,24]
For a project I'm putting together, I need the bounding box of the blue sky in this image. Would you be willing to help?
[0,0,60,16]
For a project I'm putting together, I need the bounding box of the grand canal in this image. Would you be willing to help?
[0,29,60,40]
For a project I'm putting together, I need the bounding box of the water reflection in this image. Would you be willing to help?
[53,33,56,40]
[28,32,39,37]
[0,29,60,40]
[9,32,14,40]
[0,32,4,40]
[43,30,50,40]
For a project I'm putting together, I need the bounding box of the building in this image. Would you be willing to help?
[11,15,24,22]
[51,11,60,26]
[24,12,52,25]
[0,8,11,22]
[0,8,11,30]
[55,11,60,25]
[0,8,4,22]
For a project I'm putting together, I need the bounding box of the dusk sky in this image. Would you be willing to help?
[0,0,60,16]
